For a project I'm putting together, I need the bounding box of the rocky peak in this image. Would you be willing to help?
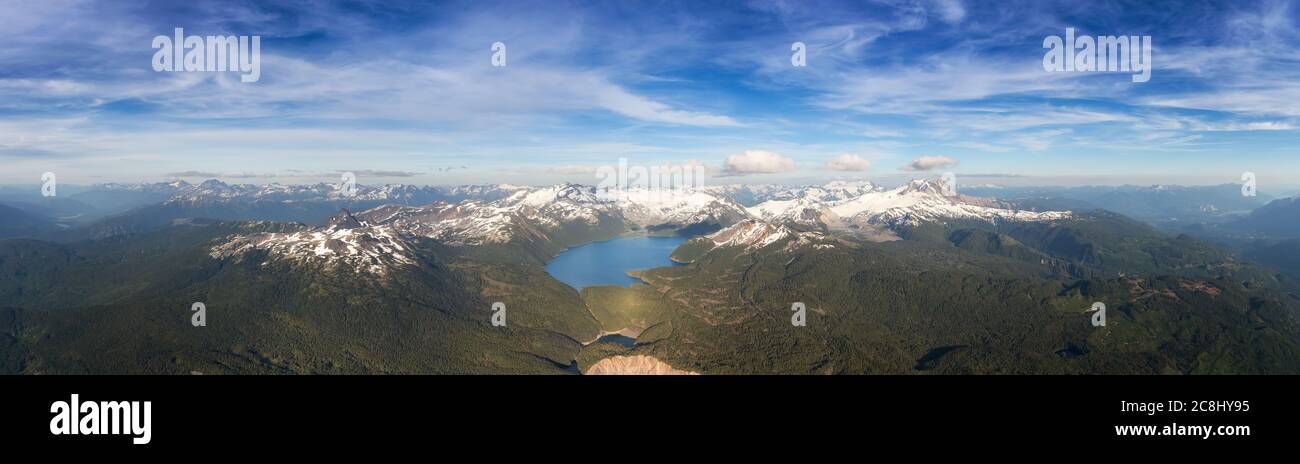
[897,178,950,196]
[326,209,365,230]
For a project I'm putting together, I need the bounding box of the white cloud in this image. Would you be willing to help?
[721,149,795,174]
[825,153,871,171]
[904,155,958,171]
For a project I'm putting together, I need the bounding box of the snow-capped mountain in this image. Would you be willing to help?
[830,179,1070,226]
[167,180,443,204]
[757,181,880,203]
[698,184,780,206]
[439,184,526,202]
[358,183,747,246]
[699,181,877,206]
[82,179,523,209]
[747,196,840,228]
[706,219,798,250]
[601,187,750,230]
[211,209,416,275]
[750,179,1071,232]
[675,219,838,262]
[345,183,615,248]
[93,180,193,194]
[356,201,549,246]
[497,183,618,228]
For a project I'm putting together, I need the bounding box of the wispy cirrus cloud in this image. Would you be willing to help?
[0,0,1297,186]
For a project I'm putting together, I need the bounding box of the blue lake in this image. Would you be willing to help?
[545,235,690,289]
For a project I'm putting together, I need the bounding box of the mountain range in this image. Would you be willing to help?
[1,178,1297,374]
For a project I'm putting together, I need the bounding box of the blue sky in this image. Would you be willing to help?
[0,0,1297,189]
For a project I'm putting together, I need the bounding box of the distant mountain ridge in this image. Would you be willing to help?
[962,183,1270,223]
[1232,196,1300,239]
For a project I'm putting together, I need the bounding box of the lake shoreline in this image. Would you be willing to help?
[544,234,692,289]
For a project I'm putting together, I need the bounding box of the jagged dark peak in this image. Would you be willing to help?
[327,208,365,229]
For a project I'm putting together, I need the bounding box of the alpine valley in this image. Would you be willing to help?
[2,179,1298,374]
